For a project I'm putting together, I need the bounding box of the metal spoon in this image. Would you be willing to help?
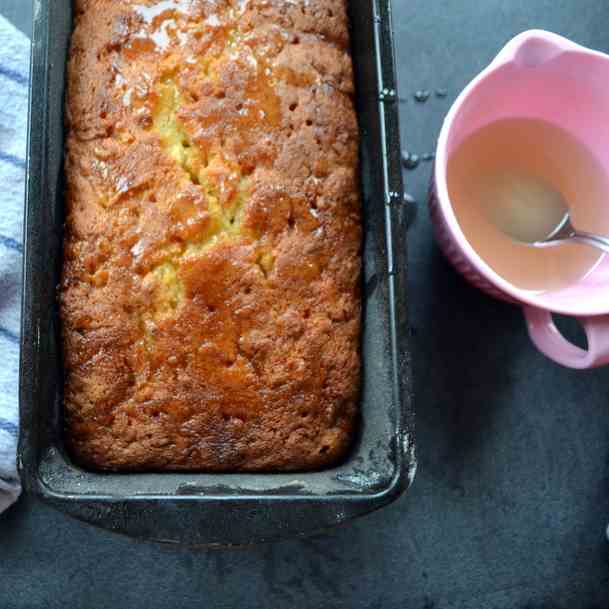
[533,212,609,254]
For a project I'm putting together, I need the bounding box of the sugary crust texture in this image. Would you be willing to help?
[62,0,361,471]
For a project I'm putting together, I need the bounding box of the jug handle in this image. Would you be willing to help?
[524,306,609,369]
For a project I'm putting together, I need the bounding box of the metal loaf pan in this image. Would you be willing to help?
[18,0,415,546]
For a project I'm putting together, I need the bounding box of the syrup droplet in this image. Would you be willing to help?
[403,193,418,228]
[402,152,420,170]
[413,90,430,103]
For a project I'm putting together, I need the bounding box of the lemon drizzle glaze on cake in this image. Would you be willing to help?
[62,0,361,470]
[103,1,282,323]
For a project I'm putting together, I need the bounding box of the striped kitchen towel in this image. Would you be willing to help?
[0,14,30,513]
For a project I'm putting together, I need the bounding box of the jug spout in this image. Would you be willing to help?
[489,30,584,70]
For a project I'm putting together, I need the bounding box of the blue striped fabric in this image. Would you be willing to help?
[0,62,28,87]
[0,150,25,169]
[0,234,22,254]
[0,419,17,437]
[0,15,29,513]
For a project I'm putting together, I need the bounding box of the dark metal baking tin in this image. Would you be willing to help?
[18,0,415,546]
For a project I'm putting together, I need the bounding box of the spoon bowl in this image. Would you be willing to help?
[530,210,609,253]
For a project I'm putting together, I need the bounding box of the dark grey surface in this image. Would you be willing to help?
[2,0,31,36]
[1,0,608,608]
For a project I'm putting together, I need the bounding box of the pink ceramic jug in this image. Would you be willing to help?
[430,30,609,369]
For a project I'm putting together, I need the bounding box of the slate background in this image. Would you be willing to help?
[1,1,608,608]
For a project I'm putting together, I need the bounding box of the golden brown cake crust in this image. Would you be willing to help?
[61,0,361,471]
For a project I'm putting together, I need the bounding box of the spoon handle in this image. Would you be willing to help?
[572,230,609,254]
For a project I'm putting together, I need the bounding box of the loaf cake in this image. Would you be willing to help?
[61,0,361,470]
